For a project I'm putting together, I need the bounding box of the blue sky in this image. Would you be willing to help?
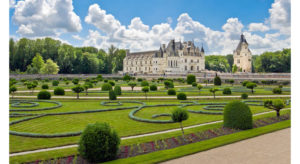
[9,0,290,54]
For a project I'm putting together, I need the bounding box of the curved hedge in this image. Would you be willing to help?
[10,101,39,108]
[9,100,62,112]
[152,113,172,118]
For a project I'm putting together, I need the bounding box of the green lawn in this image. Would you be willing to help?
[9,98,290,153]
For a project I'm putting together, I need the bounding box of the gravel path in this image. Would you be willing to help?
[162,128,290,164]
[9,109,290,157]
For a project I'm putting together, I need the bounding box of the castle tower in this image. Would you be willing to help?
[233,34,252,72]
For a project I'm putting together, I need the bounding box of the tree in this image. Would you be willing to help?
[214,76,222,86]
[72,85,84,99]
[84,82,93,95]
[197,84,203,95]
[171,108,189,137]
[187,74,196,84]
[27,82,37,94]
[128,81,137,91]
[203,79,208,86]
[27,53,45,74]
[123,74,131,81]
[226,54,234,71]
[246,82,257,94]
[41,59,59,74]
[78,123,120,163]
[142,87,149,100]
[232,64,238,73]
[264,99,285,118]
[209,88,219,99]
[9,86,17,99]
[164,80,173,89]
[229,79,235,86]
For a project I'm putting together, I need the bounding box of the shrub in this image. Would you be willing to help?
[164,80,174,89]
[37,91,51,100]
[241,93,248,99]
[137,78,143,82]
[141,80,149,86]
[223,88,232,95]
[209,88,219,99]
[177,93,187,100]
[78,123,120,163]
[186,74,196,84]
[114,86,122,95]
[72,85,84,99]
[272,87,282,94]
[168,89,176,95]
[9,86,17,98]
[102,83,112,91]
[150,84,157,91]
[197,84,203,95]
[65,81,69,85]
[123,74,131,81]
[72,78,79,85]
[278,85,283,88]
[171,108,189,136]
[104,79,108,83]
[52,80,59,86]
[192,82,197,87]
[109,90,117,100]
[229,79,235,86]
[223,101,253,130]
[242,80,250,87]
[142,87,149,100]
[128,81,137,91]
[42,84,49,89]
[54,87,65,95]
[214,76,222,86]
[108,81,115,86]
[97,74,103,80]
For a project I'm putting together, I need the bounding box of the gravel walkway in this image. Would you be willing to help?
[162,128,290,164]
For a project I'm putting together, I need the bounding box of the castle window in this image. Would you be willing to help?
[237,59,240,64]
[140,61,142,65]
[145,61,147,64]
[248,59,251,61]
[185,59,187,63]
[185,66,187,71]
[197,59,199,63]
[197,66,199,70]
[191,60,193,63]
[191,66,193,71]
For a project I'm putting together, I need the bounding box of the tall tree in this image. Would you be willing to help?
[41,59,60,74]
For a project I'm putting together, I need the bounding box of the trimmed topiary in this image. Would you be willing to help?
[52,80,59,86]
[222,88,232,95]
[214,76,222,86]
[242,80,250,87]
[108,81,115,86]
[37,91,51,100]
[72,78,79,85]
[141,80,149,86]
[177,93,187,100]
[192,82,197,87]
[164,80,174,89]
[123,74,131,81]
[168,89,176,95]
[246,82,257,93]
[171,108,189,136]
[241,93,248,99]
[150,84,157,91]
[272,87,282,94]
[186,74,196,84]
[42,84,49,89]
[102,83,112,91]
[109,90,117,100]
[114,86,122,95]
[78,122,120,163]
[54,87,65,95]
[137,78,143,82]
[223,101,253,130]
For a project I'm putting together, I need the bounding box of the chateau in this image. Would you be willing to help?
[123,40,205,74]
[233,34,252,72]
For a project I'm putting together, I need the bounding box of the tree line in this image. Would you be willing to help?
[9,37,126,74]
[9,37,290,74]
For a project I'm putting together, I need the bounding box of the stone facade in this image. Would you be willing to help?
[233,34,252,72]
[123,40,205,74]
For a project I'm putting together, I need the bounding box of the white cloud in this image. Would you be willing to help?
[9,0,16,8]
[166,17,173,24]
[83,3,290,55]
[13,0,82,37]
[72,35,83,40]
[248,23,270,32]
[268,0,290,35]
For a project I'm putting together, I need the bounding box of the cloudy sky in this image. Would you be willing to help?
[9,0,290,55]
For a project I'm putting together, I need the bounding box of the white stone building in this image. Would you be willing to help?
[233,34,252,72]
[123,40,205,74]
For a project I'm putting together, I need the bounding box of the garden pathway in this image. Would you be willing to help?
[9,109,290,157]
[162,128,290,164]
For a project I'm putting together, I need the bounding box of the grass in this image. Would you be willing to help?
[9,113,291,164]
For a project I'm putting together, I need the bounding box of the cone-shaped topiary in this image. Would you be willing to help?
[224,101,253,130]
[214,76,222,86]
[78,122,120,163]
[114,86,122,95]
[109,90,117,100]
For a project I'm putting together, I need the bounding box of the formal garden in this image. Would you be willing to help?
[9,74,291,164]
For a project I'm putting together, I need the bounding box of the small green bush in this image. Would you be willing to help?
[52,80,59,86]
[114,86,122,95]
[37,91,51,99]
[164,80,174,89]
[150,84,157,91]
[41,84,49,89]
[141,80,149,86]
[54,87,65,95]
[168,89,176,95]
[177,93,187,100]
[192,82,197,87]
[224,101,253,130]
[102,83,112,91]
[104,79,108,83]
[222,88,232,95]
[186,74,196,84]
[214,76,222,86]
[137,78,143,82]
[108,81,115,86]
[72,78,79,85]
[123,74,131,81]
[242,80,250,86]
[272,87,282,94]
[241,93,248,99]
[78,123,120,163]
[109,90,117,100]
